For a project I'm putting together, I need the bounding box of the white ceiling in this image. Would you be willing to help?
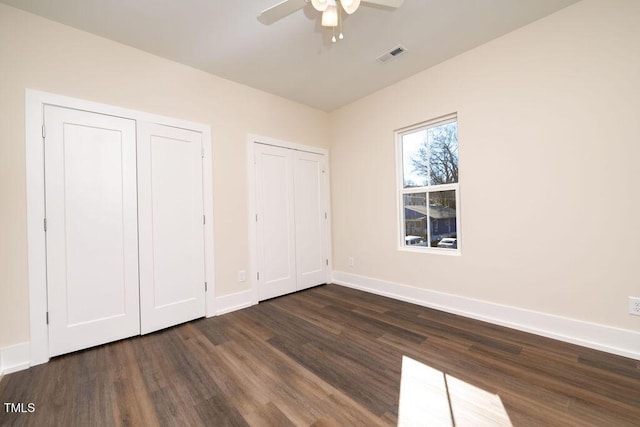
[1,0,580,111]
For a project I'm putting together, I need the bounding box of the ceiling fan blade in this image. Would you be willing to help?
[361,0,404,8]
[258,0,308,25]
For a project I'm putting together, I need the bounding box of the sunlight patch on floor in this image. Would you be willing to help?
[398,356,513,426]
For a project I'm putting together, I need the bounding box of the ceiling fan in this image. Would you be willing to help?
[258,0,404,41]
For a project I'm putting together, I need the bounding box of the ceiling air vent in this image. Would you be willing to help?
[377,44,407,64]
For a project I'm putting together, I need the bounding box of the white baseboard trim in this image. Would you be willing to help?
[1,342,30,375]
[332,271,640,361]
[215,289,255,316]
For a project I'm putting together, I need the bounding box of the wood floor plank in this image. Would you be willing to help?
[269,295,345,336]
[108,341,161,427]
[310,286,390,314]
[1,284,638,426]
[243,402,296,427]
[418,334,640,425]
[186,337,270,416]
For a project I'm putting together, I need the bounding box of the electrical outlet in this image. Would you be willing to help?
[238,270,246,282]
[347,257,354,267]
[630,297,640,316]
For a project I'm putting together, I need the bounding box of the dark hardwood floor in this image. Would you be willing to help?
[1,284,639,426]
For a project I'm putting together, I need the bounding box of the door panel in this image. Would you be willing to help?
[45,106,139,357]
[137,123,205,334]
[255,144,297,300]
[294,151,328,290]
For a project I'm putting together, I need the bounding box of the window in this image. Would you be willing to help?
[397,115,460,253]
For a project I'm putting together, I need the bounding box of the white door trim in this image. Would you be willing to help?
[25,89,216,366]
[246,134,332,305]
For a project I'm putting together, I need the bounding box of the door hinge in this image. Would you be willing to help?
[43,218,47,232]
[257,272,260,280]
[203,215,206,225]
[256,214,258,222]
[205,282,208,292]
[42,124,46,139]
[46,312,49,325]
[326,259,329,266]
[324,212,327,219]
[201,147,205,158]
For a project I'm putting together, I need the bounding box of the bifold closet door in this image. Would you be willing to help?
[255,144,297,300]
[137,123,206,334]
[255,143,328,301]
[44,106,140,357]
[294,150,328,290]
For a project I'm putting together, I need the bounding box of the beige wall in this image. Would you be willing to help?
[0,4,330,348]
[330,0,640,331]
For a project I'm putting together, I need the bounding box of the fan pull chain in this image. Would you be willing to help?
[332,3,344,43]
[339,3,344,40]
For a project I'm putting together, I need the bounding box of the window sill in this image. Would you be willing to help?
[398,246,461,256]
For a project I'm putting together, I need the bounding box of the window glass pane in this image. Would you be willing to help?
[403,193,428,246]
[398,117,459,252]
[402,130,428,188]
[429,190,457,249]
[427,122,458,184]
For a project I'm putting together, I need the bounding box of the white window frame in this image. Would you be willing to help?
[396,114,461,255]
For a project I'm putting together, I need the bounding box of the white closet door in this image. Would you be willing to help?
[294,151,328,290]
[255,143,297,300]
[44,106,140,357]
[137,123,206,334]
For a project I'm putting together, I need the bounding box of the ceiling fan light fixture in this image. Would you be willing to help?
[311,0,328,12]
[321,5,338,27]
[340,0,360,14]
